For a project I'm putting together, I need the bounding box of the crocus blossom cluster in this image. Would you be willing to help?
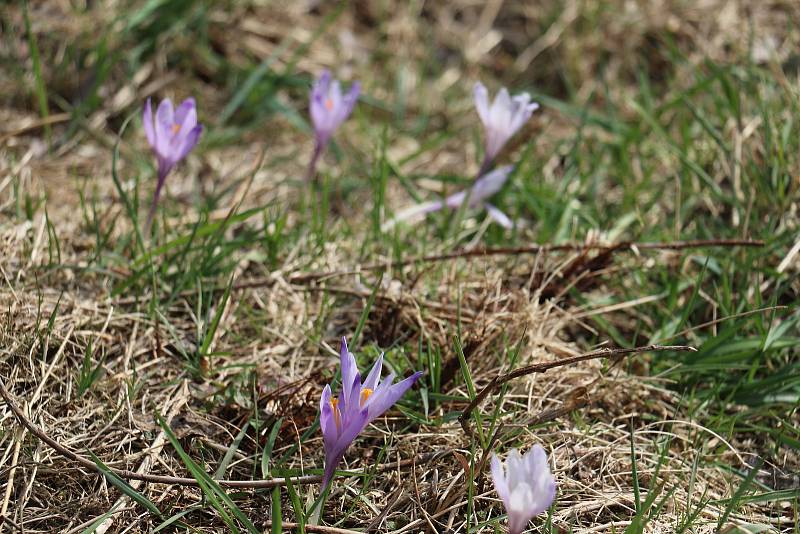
[474,82,539,174]
[307,70,360,181]
[491,446,557,534]
[320,338,422,488]
[384,165,515,230]
[142,97,203,227]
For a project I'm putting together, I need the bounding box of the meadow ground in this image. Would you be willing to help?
[1,1,799,532]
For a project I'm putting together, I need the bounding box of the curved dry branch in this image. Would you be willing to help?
[458,344,697,437]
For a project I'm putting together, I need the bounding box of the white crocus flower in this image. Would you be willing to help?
[474,82,539,171]
[491,445,557,534]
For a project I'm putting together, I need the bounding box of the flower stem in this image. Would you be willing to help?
[145,172,167,234]
[305,141,324,186]
[477,155,493,178]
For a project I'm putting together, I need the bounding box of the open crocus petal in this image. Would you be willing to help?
[339,81,361,123]
[470,165,514,204]
[490,445,556,534]
[319,338,421,489]
[174,97,196,125]
[490,454,510,504]
[176,124,203,162]
[473,82,491,124]
[485,203,513,229]
[474,82,539,163]
[154,98,175,156]
[339,337,359,407]
[361,353,384,391]
[364,371,422,424]
[142,98,156,147]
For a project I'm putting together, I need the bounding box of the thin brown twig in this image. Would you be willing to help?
[109,239,764,305]
[0,379,446,489]
[297,238,765,279]
[229,238,765,290]
[458,344,697,437]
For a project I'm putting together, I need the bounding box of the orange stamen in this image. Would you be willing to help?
[360,388,373,407]
[330,398,341,431]
[324,98,334,111]
[171,123,181,135]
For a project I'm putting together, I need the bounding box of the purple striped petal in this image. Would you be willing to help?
[365,371,422,423]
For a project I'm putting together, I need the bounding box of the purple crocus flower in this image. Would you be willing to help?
[142,97,203,228]
[491,446,557,534]
[307,70,360,182]
[385,165,515,230]
[319,337,422,488]
[474,82,538,174]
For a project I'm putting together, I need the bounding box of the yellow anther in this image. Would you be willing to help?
[171,123,181,135]
[360,388,373,407]
[324,98,334,111]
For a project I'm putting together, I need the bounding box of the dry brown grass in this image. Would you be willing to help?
[1,1,799,532]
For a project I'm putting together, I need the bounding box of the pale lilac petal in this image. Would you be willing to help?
[485,204,513,229]
[474,82,490,124]
[319,385,337,444]
[485,131,505,162]
[471,165,514,203]
[173,106,198,146]
[509,94,538,135]
[443,165,513,211]
[175,124,202,162]
[174,97,196,125]
[333,407,369,454]
[339,338,358,406]
[362,354,383,392]
[491,87,512,126]
[343,372,362,416]
[310,76,329,134]
[329,80,343,112]
[365,371,422,423]
[339,81,360,123]
[444,190,469,209]
[142,98,155,147]
[490,454,510,505]
[506,449,525,492]
[154,98,174,155]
